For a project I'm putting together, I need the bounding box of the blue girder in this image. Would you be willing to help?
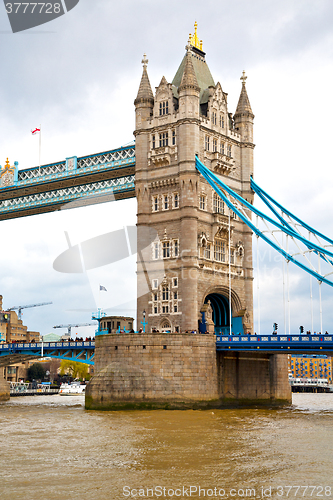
[0,341,95,365]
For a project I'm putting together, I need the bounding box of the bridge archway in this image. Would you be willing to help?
[204,293,229,334]
[200,288,244,335]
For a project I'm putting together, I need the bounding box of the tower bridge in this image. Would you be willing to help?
[1,24,332,408]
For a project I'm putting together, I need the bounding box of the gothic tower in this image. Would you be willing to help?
[134,24,255,335]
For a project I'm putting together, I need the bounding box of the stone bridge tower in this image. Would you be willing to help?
[134,24,255,335]
[86,26,291,411]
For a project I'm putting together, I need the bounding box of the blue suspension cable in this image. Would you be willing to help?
[195,156,333,287]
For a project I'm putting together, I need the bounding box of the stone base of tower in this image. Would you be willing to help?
[0,372,10,401]
[217,352,292,406]
[85,335,291,411]
[85,333,220,411]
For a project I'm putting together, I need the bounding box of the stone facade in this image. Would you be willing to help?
[134,31,254,335]
[217,352,291,405]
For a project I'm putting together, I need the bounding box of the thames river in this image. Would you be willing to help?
[1,394,332,500]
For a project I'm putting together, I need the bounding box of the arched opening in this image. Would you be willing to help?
[160,320,171,333]
[200,292,244,335]
[205,293,230,334]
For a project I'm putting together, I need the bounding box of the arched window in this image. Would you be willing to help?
[162,286,169,301]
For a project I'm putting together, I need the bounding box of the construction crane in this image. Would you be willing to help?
[53,323,97,336]
[8,301,52,320]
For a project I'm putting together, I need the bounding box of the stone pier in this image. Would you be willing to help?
[0,369,10,401]
[85,334,291,410]
[217,352,291,406]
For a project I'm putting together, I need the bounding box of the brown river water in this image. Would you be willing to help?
[1,394,333,500]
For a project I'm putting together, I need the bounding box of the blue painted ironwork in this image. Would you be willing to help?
[216,334,333,352]
[1,145,135,188]
[0,144,136,219]
[92,309,107,336]
[0,341,95,365]
[195,156,333,287]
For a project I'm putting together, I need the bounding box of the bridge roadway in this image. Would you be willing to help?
[0,144,135,220]
[1,335,333,367]
[216,334,333,353]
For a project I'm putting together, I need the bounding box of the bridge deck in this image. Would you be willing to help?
[1,336,332,368]
[0,341,95,366]
[216,334,333,353]
[0,145,135,220]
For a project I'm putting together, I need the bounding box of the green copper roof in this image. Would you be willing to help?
[172,47,215,103]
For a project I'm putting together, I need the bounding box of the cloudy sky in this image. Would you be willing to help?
[1,0,333,337]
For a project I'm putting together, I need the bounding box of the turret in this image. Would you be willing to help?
[178,45,200,120]
[134,54,154,128]
[234,71,254,143]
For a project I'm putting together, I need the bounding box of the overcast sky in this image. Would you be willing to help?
[1,0,333,337]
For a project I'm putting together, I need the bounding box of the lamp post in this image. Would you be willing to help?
[141,310,147,333]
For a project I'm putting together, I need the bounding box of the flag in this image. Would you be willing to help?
[31,127,41,135]
[100,285,107,292]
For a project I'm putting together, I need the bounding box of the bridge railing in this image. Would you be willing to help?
[0,341,95,350]
[16,155,135,188]
[2,145,135,189]
[216,334,333,351]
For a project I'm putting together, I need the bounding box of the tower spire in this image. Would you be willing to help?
[134,53,154,105]
[235,70,253,115]
[178,45,200,93]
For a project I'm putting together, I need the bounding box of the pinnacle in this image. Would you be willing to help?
[235,72,253,115]
[159,76,168,86]
[135,56,154,104]
[178,47,200,92]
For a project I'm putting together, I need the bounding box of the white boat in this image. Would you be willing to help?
[59,381,86,396]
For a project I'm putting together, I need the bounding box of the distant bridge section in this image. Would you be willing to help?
[216,334,333,353]
[0,341,95,366]
[0,145,136,220]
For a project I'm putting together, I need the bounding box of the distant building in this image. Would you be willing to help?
[1,294,41,382]
[0,295,40,343]
[288,354,332,383]
[98,316,134,334]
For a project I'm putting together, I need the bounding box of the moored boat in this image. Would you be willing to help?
[59,381,86,395]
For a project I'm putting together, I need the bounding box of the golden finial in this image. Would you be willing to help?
[189,22,203,51]
[5,158,10,168]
